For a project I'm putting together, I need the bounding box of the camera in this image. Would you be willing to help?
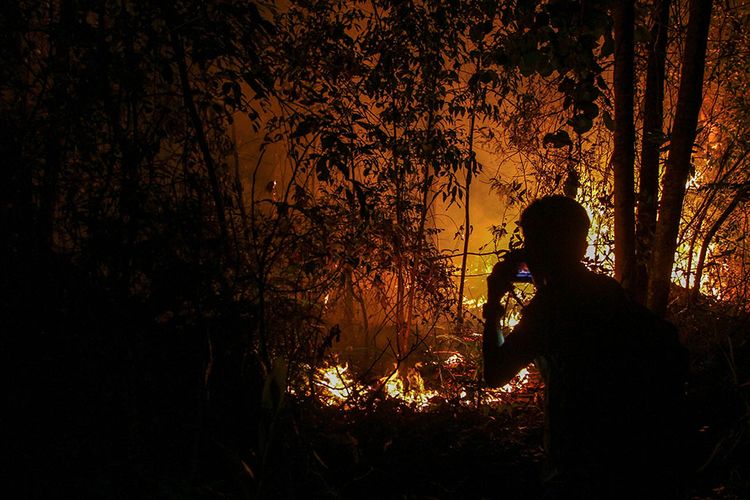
[513,261,533,283]
[505,249,533,283]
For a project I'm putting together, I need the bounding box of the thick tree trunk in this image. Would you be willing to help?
[647,0,714,315]
[612,0,637,292]
[634,0,671,304]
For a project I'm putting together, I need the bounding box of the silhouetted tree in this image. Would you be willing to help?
[648,0,714,314]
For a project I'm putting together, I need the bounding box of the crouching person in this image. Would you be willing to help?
[482,196,688,499]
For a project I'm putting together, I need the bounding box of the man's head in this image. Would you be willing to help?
[520,195,590,279]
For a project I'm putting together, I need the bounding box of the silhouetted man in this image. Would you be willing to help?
[482,195,687,499]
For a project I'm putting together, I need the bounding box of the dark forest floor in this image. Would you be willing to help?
[19,297,750,499]
[24,370,749,500]
[272,400,546,500]
[26,396,748,500]
[249,394,747,500]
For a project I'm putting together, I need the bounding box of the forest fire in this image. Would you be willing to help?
[12,0,750,496]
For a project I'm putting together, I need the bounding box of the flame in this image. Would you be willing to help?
[475,365,535,406]
[505,309,522,328]
[312,362,440,408]
[462,296,482,308]
[498,367,530,393]
[314,362,362,405]
[445,353,464,366]
[454,364,536,407]
[379,365,438,408]
[310,356,538,410]
[686,171,703,190]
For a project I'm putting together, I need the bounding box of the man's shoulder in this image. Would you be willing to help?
[580,269,627,300]
[581,268,620,288]
[525,268,627,318]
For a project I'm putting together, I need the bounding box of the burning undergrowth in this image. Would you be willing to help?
[305,359,539,410]
[267,357,547,500]
[291,323,543,412]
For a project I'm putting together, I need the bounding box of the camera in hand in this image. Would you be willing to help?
[513,261,533,283]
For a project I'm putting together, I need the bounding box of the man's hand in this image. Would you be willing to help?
[486,250,525,302]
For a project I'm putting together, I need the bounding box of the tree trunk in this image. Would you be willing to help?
[171,29,231,260]
[457,52,482,321]
[392,113,407,359]
[612,0,637,292]
[634,0,671,304]
[456,121,474,321]
[647,0,714,315]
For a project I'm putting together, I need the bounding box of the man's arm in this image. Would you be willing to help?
[482,257,539,388]
[482,301,538,388]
